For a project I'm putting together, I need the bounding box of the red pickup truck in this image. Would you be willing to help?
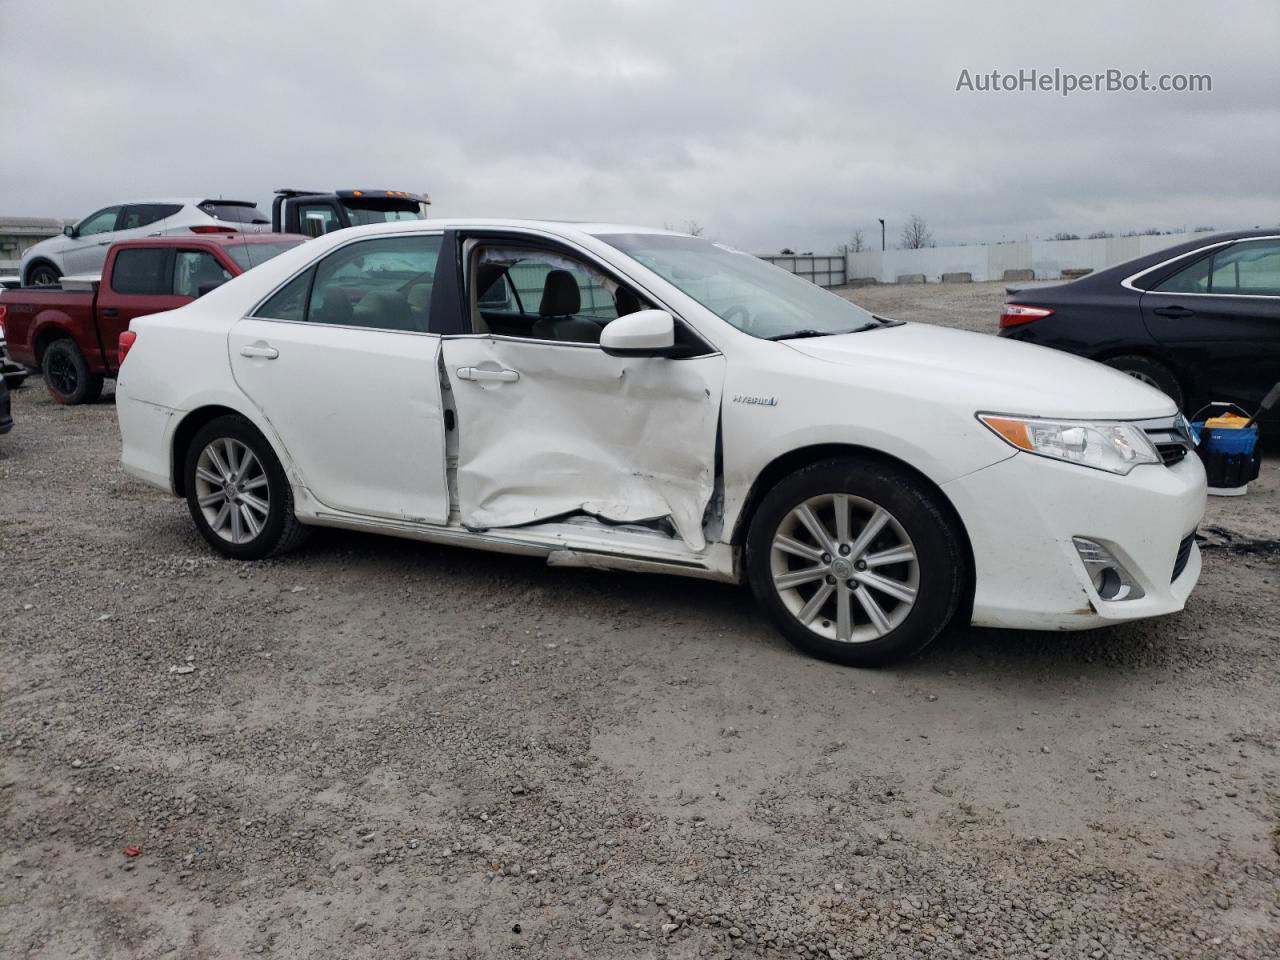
[1,233,303,404]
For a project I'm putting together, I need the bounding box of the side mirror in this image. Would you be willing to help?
[63,225,76,238]
[600,309,676,358]
[197,280,226,298]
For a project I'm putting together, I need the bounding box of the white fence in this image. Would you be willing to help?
[758,254,846,287]
[846,232,1206,284]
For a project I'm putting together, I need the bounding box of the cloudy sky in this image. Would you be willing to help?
[1,0,1276,252]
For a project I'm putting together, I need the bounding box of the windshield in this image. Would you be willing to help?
[596,233,875,339]
[342,200,428,226]
[225,240,306,271]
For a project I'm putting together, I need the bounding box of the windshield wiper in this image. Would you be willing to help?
[765,322,883,341]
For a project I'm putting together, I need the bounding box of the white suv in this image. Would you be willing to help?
[116,220,1206,665]
[20,198,270,286]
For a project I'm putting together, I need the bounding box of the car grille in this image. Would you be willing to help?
[1140,415,1195,468]
[1171,531,1196,582]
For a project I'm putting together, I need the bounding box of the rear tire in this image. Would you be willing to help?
[26,261,61,286]
[43,339,103,405]
[183,415,310,560]
[1103,355,1183,410]
[746,458,965,667]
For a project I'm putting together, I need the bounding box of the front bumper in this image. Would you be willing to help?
[944,450,1206,630]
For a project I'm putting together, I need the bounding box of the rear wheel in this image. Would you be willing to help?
[1103,355,1183,410]
[43,339,103,404]
[26,261,61,286]
[183,415,309,560]
[746,458,965,667]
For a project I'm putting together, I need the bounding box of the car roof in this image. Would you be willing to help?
[85,198,261,208]
[306,218,684,239]
[1068,227,1280,289]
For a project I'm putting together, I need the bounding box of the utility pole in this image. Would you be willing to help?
[878,218,885,251]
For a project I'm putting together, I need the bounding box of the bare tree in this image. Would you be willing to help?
[1051,232,1080,241]
[684,220,705,238]
[1087,230,1113,239]
[899,215,934,250]
[1193,225,1215,233]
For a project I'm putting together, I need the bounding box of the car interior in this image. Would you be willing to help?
[470,245,651,343]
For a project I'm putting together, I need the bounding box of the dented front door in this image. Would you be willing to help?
[440,336,725,551]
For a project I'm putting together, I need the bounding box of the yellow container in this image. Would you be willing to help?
[1203,412,1250,430]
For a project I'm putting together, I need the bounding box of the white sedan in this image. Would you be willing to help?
[116,220,1206,665]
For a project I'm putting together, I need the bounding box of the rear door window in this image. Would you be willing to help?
[1206,241,1280,296]
[173,250,233,298]
[111,248,171,295]
[307,235,442,331]
[120,204,184,230]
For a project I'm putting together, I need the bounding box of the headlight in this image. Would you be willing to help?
[978,414,1160,475]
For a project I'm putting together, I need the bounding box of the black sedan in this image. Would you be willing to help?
[999,229,1280,419]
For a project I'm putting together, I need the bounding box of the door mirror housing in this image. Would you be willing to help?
[63,225,76,238]
[599,309,676,358]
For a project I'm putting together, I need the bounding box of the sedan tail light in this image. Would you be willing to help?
[119,330,137,362]
[190,225,237,234]
[1000,304,1054,329]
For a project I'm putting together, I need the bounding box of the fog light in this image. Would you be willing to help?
[1072,537,1145,601]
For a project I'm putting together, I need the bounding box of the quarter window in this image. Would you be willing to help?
[1153,254,1212,294]
[257,270,311,322]
[110,248,170,295]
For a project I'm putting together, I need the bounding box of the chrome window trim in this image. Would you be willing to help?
[1121,234,1280,298]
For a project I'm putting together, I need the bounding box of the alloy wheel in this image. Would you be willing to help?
[193,438,271,544]
[769,494,919,644]
[46,351,78,396]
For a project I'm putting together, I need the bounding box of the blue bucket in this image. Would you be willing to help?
[1190,404,1261,491]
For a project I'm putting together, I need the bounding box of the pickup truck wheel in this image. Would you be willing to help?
[1102,355,1184,410]
[43,339,103,405]
[746,458,964,667]
[183,415,309,560]
[26,261,61,286]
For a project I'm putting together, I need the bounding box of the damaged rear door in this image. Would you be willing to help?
[439,240,725,551]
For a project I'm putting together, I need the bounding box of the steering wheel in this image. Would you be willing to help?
[722,304,751,328]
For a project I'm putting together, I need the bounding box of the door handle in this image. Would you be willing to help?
[1153,305,1195,318]
[97,240,111,246]
[239,344,279,359]
[456,366,519,383]
[102,307,119,318]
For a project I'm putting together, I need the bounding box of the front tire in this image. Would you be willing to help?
[43,339,103,404]
[746,458,965,667]
[26,261,61,286]
[1103,355,1184,410]
[183,415,309,560]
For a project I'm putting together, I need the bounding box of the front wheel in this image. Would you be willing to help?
[183,415,310,560]
[746,458,965,667]
[26,261,61,286]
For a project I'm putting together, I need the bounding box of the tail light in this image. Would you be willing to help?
[1000,304,1054,329]
[119,330,137,362]
[190,225,236,234]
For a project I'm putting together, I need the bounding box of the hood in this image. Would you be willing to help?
[784,323,1176,421]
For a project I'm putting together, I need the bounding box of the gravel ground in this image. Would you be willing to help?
[2,282,1278,959]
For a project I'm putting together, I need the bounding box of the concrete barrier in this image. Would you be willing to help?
[1061,268,1093,279]
[895,273,926,284]
[941,272,972,283]
[1002,268,1035,281]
